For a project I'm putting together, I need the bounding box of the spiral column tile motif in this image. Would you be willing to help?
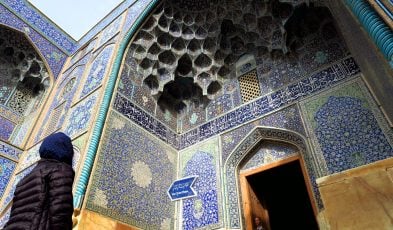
[345,0,393,66]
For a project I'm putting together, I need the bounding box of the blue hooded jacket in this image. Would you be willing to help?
[39,132,74,166]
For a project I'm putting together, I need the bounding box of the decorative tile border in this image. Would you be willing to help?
[0,141,22,161]
[0,4,67,78]
[113,93,178,148]
[180,57,360,149]
[0,105,23,124]
[112,57,360,151]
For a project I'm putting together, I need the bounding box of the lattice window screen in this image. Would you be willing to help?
[6,85,33,114]
[238,70,261,103]
[43,102,65,137]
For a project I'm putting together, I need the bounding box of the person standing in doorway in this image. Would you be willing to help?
[254,216,265,230]
[4,132,75,230]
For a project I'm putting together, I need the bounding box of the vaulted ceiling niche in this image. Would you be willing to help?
[124,0,332,116]
[0,26,50,115]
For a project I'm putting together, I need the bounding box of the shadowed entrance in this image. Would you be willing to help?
[246,159,318,229]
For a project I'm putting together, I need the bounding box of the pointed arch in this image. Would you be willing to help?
[223,126,318,229]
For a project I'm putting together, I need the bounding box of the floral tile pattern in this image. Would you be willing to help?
[86,111,176,229]
[0,116,15,140]
[65,91,98,138]
[179,138,222,230]
[0,156,16,198]
[80,45,114,99]
[240,141,298,172]
[300,79,393,173]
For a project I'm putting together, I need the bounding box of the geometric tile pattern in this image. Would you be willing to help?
[0,5,67,78]
[0,141,22,161]
[0,156,16,198]
[86,111,176,229]
[65,91,98,138]
[80,45,114,99]
[300,79,393,174]
[224,128,312,229]
[179,138,222,230]
[0,116,15,140]
[240,141,299,172]
[6,85,33,115]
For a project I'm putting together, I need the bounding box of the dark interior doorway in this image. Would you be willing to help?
[247,160,319,230]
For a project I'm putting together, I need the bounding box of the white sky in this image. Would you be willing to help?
[28,0,124,40]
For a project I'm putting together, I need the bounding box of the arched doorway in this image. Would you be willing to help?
[239,140,318,230]
[224,127,320,229]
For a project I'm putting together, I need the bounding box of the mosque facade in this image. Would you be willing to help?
[0,0,393,229]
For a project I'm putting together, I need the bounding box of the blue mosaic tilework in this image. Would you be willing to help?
[80,45,114,99]
[179,137,222,229]
[155,106,178,132]
[0,162,36,213]
[240,141,298,172]
[206,94,233,120]
[221,105,305,163]
[180,57,360,149]
[0,116,15,140]
[0,203,11,229]
[16,143,40,173]
[65,92,98,138]
[121,0,153,38]
[258,56,304,95]
[132,85,157,115]
[0,105,23,124]
[182,152,220,229]
[97,15,123,48]
[118,64,135,99]
[77,0,153,47]
[181,106,207,132]
[298,38,346,75]
[221,123,255,163]
[113,93,179,148]
[258,105,306,136]
[0,141,22,161]
[301,80,393,174]
[86,112,176,229]
[224,128,316,229]
[11,112,35,146]
[0,157,17,198]
[0,0,76,54]
[0,5,67,78]
[34,63,86,143]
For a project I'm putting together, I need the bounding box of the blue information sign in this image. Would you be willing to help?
[167,175,198,201]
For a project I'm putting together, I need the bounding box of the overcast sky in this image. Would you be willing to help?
[28,0,123,40]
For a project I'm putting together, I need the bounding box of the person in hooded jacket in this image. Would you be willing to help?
[4,132,75,230]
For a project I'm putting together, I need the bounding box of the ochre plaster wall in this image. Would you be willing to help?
[317,158,393,230]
